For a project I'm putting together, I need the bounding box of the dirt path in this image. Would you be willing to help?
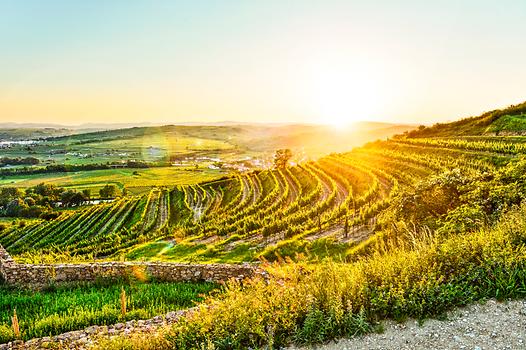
[208,187,223,214]
[192,190,204,222]
[303,223,371,244]
[251,173,261,205]
[282,169,299,206]
[306,164,331,202]
[154,191,168,230]
[290,299,526,350]
[240,176,251,205]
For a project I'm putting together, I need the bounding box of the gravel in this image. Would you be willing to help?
[290,299,526,350]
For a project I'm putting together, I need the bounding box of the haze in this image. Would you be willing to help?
[1,0,526,126]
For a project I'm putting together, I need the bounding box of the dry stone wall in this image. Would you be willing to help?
[0,244,261,287]
[1,307,192,350]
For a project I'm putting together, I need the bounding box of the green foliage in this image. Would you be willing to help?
[486,114,526,134]
[100,184,119,198]
[389,157,526,235]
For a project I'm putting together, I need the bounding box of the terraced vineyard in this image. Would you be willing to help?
[1,134,524,262]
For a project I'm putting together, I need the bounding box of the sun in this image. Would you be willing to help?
[303,55,385,127]
[316,71,379,127]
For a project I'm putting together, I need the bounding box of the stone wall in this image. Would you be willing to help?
[0,244,14,283]
[0,244,13,263]
[1,307,195,350]
[0,244,261,287]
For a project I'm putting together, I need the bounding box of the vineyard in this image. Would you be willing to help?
[4,2,526,348]
[2,133,524,263]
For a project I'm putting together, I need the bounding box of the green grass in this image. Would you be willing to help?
[0,280,218,343]
[125,241,173,260]
[136,242,209,262]
[0,130,238,166]
[124,236,350,264]
[126,240,259,263]
[258,237,350,262]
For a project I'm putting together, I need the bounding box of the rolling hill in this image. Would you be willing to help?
[406,101,526,137]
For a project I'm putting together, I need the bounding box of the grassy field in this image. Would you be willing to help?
[0,167,229,192]
[0,280,218,343]
[0,123,414,173]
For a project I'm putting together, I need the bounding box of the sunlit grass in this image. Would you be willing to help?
[95,204,526,349]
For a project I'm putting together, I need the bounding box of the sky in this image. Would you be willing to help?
[1,0,526,126]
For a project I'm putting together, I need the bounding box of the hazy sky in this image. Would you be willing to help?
[1,0,526,125]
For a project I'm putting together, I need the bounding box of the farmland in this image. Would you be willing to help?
[2,123,522,263]
[0,167,228,195]
[2,103,526,348]
[0,123,413,193]
[3,0,526,348]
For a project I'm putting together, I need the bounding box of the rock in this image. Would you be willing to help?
[85,326,99,335]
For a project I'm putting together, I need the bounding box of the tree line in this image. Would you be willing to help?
[0,183,120,218]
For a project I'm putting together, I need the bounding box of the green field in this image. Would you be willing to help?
[0,280,217,343]
[0,167,229,195]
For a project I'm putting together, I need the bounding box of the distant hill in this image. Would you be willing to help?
[0,128,81,141]
[43,122,415,158]
[405,101,526,137]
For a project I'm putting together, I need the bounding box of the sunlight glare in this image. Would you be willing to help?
[305,55,385,127]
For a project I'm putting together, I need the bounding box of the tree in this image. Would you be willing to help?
[273,149,292,169]
[99,184,118,198]
[82,189,91,200]
[61,190,87,207]
[27,183,63,204]
[5,198,27,216]
[0,187,22,207]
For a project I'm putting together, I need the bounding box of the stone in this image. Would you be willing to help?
[0,243,264,288]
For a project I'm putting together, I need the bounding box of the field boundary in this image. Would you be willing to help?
[0,244,261,287]
[0,307,194,350]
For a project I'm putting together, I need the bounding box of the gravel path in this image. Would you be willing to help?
[290,299,526,350]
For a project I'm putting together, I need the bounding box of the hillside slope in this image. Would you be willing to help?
[405,101,526,137]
